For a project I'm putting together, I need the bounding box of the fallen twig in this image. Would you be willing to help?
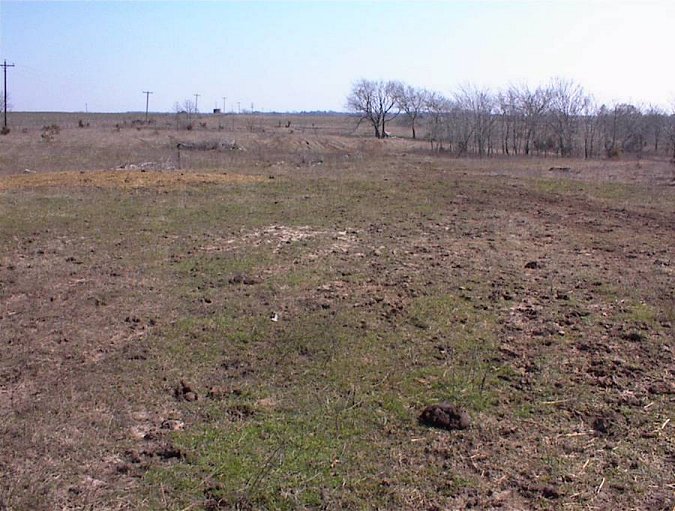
[597,477,605,494]
[541,399,571,405]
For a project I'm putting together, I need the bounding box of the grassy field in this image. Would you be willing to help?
[0,115,673,510]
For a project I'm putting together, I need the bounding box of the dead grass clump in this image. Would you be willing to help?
[40,124,61,142]
[0,170,264,191]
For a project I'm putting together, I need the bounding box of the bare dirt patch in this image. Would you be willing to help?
[199,224,360,257]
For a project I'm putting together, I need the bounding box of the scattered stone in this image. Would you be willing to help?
[126,347,148,360]
[648,381,675,395]
[160,419,185,431]
[124,449,142,464]
[203,483,227,510]
[518,481,562,500]
[115,463,132,474]
[228,273,259,285]
[255,397,276,410]
[154,445,184,460]
[226,404,255,421]
[592,416,609,434]
[418,402,470,431]
[519,483,560,499]
[174,380,198,401]
[591,413,620,436]
[623,332,646,342]
[126,443,184,463]
[524,260,541,269]
[206,386,234,400]
[618,390,643,407]
[82,475,106,489]
[540,485,561,499]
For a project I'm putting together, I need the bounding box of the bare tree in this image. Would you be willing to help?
[668,101,675,161]
[498,84,551,156]
[174,99,197,121]
[580,97,598,159]
[596,104,615,156]
[347,79,400,139]
[424,91,451,151]
[548,78,589,157]
[618,104,644,156]
[515,84,552,156]
[496,89,518,155]
[644,105,665,153]
[393,82,431,139]
[598,103,645,158]
[454,84,496,157]
[345,77,669,160]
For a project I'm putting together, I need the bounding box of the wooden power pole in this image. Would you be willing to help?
[143,91,153,123]
[2,60,15,129]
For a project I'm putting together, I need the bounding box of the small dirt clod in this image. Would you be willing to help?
[419,402,471,431]
[228,273,259,285]
[623,332,646,342]
[174,380,198,401]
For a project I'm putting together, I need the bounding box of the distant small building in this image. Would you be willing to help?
[213,108,221,114]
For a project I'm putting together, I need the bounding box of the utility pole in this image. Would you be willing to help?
[142,91,153,122]
[222,96,227,113]
[2,60,15,129]
[194,93,200,113]
[237,101,241,114]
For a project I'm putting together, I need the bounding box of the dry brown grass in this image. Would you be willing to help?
[0,170,264,191]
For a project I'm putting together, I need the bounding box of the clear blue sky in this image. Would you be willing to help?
[1,1,673,112]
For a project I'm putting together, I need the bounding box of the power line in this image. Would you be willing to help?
[142,91,153,122]
[2,60,15,129]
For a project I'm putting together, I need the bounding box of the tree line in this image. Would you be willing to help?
[347,78,675,159]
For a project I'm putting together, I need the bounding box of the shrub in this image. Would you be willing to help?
[606,145,623,159]
[40,124,60,142]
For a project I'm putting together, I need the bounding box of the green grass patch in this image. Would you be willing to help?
[623,301,658,325]
[146,404,376,510]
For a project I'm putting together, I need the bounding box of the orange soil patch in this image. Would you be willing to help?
[0,170,264,191]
